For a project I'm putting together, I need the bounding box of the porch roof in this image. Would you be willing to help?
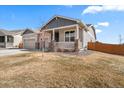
[41,24,78,32]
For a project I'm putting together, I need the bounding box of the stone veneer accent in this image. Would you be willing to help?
[49,40,55,52]
[75,39,80,52]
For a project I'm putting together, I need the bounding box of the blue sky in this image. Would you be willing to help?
[0,5,124,44]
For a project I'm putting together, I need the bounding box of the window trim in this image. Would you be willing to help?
[64,30,75,42]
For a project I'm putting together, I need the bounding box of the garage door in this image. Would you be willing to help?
[23,39,35,49]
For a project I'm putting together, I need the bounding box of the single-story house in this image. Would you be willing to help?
[38,15,96,52]
[22,15,96,51]
[0,29,24,48]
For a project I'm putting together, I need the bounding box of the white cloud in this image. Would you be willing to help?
[83,6,103,14]
[95,29,102,34]
[82,5,124,14]
[94,22,109,34]
[97,22,109,27]
[94,22,110,28]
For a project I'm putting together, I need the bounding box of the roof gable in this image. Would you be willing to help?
[41,16,79,30]
[22,29,34,35]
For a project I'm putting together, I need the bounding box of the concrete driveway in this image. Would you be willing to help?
[0,48,29,57]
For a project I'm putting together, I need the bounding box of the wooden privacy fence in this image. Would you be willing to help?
[88,42,124,55]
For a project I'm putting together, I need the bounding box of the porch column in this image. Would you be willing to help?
[76,24,79,39]
[50,29,55,51]
[5,35,7,48]
[75,24,80,52]
[52,29,55,41]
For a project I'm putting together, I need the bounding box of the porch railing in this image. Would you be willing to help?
[0,43,5,47]
[54,42,75,49]
[6,43,13,48]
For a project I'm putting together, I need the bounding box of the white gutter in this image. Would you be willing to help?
[41,24,78,32]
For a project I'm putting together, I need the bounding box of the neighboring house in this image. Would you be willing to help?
[0,29,24,48]
[38,15,96,52]
[22,29,38,49]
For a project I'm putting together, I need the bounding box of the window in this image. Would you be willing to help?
[0,36,5,42]
[70,31,75,41]
[7,36,13,43]
[65,32,69,42]
[65,31,75,42]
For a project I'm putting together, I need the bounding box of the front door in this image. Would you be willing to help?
[55,32,59,42]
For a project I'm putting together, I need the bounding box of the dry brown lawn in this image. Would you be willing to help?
[0,51,124,88]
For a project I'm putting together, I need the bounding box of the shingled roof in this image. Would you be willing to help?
[0,29,25,36]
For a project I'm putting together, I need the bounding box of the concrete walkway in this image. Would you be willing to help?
[0,49,29,57]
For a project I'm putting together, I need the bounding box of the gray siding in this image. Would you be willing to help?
[42,17,77,30]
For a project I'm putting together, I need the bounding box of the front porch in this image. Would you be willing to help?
[54,42,75,51]
[0,35,14,48]
[39,24,83,52]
